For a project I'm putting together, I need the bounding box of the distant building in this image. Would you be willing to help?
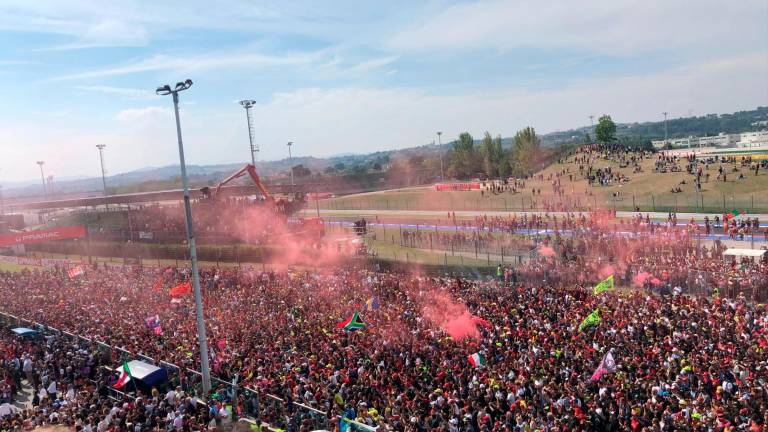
[652,130,768,150]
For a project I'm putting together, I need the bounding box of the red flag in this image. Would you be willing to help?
[152,277,164,292]
[169,282,192,297]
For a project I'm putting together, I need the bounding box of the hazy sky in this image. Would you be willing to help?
[0,0,766,182]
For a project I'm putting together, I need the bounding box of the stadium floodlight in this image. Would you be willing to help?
[155,78,212,398]
[239,100,258,166]
[436,131,444,182]
[36,161,47,199]
[287,141,295,195]
[96,145,108,197]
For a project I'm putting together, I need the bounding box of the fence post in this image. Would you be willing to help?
[652,195,656,211]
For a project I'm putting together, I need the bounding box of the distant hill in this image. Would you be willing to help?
[3,106,765,199]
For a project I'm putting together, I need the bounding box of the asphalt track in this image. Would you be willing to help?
[306,210,768,244]
[306,209,768,222]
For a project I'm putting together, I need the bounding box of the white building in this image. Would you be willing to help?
[738,130,768,148]
[652,130,768,150]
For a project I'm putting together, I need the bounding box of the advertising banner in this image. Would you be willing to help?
[0,225,87,247]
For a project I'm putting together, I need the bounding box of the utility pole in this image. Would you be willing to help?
[155,79,212,397]
[436,131,444,182]
[238,100,258,166]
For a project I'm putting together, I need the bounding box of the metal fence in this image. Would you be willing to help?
[318,192,768,214]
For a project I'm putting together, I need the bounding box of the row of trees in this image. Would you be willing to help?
[446,127,548,180]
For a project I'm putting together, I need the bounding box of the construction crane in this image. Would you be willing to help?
[203,163,323,241]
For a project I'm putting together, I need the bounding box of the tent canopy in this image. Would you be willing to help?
[11,327,39,338]
[723,248,767,258]
[115,360,168,388]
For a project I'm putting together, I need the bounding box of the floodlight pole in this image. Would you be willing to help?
[36,161,47,199]
[156,79,212,398]
[436,131,444,182]
[239,100,258,166]
[287,141,295,196]
[662,112,669,142]
[96,144,108,195]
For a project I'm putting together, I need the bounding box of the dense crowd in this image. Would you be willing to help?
[0,327,231,431]
[1,230,767,431]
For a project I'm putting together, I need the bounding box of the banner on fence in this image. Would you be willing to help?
[0,225,86,247]
[434,182,481,191]
[138,231,154,240]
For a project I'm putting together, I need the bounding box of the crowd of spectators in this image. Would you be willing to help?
[0,326,230,431]
[1,225,767,430]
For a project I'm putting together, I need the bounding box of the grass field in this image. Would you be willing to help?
[320,152,768,213]
[0,262,34,272]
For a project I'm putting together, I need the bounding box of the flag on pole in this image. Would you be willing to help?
[590,351,617,381]
[113,361,133,389]
[336,312,365,331]
[169,282,192,297]
[363,296,379,312]
[67,266,84,278]
[593,275,614,295]
[145,315,161,329]
[578,309,601,332]
[468,352,487,368]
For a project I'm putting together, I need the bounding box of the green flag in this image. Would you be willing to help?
[593,275,614,295]
[578,309,601,332]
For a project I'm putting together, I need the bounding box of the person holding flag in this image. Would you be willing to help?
[593,275,614,295]
[113,361,133,390]
[578,309,601,332]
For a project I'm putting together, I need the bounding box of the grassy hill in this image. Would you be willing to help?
[320,151,768,214]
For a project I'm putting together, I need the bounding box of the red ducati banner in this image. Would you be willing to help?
[0,225,87,247]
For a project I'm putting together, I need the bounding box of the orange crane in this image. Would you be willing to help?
[204,164,324,241]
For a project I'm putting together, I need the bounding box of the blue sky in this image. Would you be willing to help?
[0,0,766,183]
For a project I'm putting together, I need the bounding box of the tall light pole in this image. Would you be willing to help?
[662,112,669,142]
[96,144,108,196]
[287,141,295,196]
[47,175,54,198]
[156,79,212,397]
[36,161,46,199]
[238,100,258,166]
[436,131,444,182]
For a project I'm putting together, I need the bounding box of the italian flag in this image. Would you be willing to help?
[114,361,133,389]
[468,352,486,368]
[336,312,365,331]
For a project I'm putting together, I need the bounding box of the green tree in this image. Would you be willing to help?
[509,127,541,176]
[481,132,500,178]
[494,135,510,179]
[594,115,617,144]
[448,132,478,179]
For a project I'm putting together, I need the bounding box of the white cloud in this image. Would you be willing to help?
[247,52,768,159]
[116,106,170,123]
[346,56,399,73]
[76,85,155,99]
[0,52,765,182]
[54,51,322,80]
[389,0,768,55]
